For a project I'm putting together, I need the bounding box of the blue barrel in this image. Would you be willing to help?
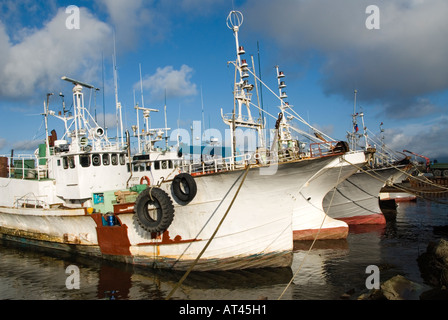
[107,214,115,226]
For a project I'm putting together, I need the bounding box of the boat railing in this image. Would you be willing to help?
[178,147,309,176]
[14,193,49,209]
[309,141,346,158]
[221,113,260,125]
[178,152,263,176]
[178,142,342,176]
[0,154,49,180]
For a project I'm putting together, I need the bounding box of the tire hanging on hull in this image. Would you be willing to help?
[172,173,197,203]
[134,187,174,233]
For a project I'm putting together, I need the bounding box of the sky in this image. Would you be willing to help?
[0,0,447,162]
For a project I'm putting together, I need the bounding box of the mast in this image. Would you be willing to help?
[113,33,124,148]
[223,10,265,161]
[135,101,141,154]
[350,89,359,150]
[359,111,369,149]
[138,63,149,150]
[135,106,159,153]
[61,76,110,152]
[44,93,53,161]
[102,52,106,133]
[274,65,293,147]
[164,89,168,149]
[379,121,385,165]
[257,41,265,130]
[252,55,265,148]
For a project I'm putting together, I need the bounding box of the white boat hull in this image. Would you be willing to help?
[379,192,416,202]
[322,167,401,225]
[0,156,337,271]
[292,151,366,240]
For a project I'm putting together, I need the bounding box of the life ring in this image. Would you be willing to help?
[140,176,151,185]
[172,173,197,203]
[134,187,174,233]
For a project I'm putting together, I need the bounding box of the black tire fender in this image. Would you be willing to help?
[172,173,197,203]
[134,187,174,233]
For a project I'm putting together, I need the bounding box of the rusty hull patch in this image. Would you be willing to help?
[137,230,201,246]
[0,226,63,243]
[113,203,135,214]
[90,214,132,256]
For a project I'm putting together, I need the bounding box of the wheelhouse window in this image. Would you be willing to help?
[103,154,110,166]
[166,160,173,169]
[133,163,144,172]
[63,157,68,169]
[119,154,125,165]
[68,156,75,169]
[79,154,90,168]
[92,154,101,166]
[153,160,173,170]
[111,154,118,166]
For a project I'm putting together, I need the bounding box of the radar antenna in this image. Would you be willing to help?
[61,76,98,90]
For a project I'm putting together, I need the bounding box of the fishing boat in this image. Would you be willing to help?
[293,149,370,240]
[322,96,410,225]
[322,166,400,225]
[0,11,348,271]
[262,67,370,240]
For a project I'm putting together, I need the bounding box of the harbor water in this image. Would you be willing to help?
[0,197,447,300]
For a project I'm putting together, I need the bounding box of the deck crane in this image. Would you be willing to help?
[403,150,448,177]
[403,150,430,167]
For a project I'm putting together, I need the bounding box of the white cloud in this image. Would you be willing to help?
[174,0,228,14]
[11,139,42,152]
[0,6,112,100]
[384,116,448,161]
[95,112,119,130]
[95,0,161,47]
[137,65,198,101]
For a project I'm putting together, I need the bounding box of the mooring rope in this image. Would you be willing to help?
[389,160,448,192]
[165,164,251,300]
[278,159,344,300]
[342,158,448,204]
[169,166,248,270]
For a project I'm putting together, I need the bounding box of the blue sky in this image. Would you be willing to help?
[1,0,447,162]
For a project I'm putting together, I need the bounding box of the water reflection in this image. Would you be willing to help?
[0,198,446,300]
[290,224,384,300]
[0,239,293,300]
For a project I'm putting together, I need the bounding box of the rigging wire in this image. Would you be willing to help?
[166,164,251,300]
[278,159,345,300]
[169,165,247,269]
[343,158,448,205]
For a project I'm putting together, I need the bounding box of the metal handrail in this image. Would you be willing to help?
[0,154,49,180]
